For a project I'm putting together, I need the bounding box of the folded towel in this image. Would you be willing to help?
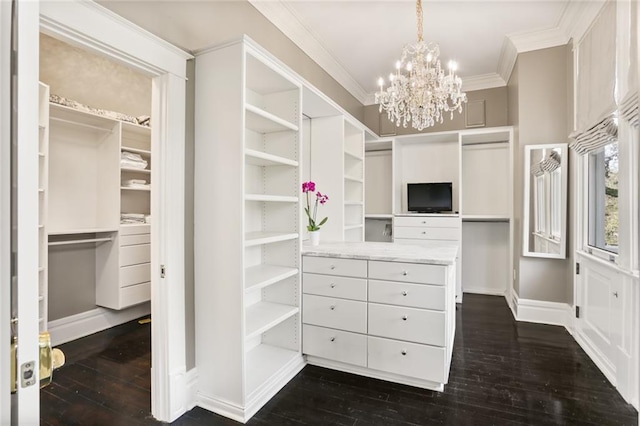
[123,179,147,186]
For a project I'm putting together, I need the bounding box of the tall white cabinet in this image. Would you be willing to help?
[194,38,305,422]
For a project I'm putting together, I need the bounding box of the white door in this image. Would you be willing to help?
[1,0,41,423]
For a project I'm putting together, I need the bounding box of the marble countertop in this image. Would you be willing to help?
[302,241,458,265]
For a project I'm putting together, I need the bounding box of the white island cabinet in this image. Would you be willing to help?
[301,242,457,391]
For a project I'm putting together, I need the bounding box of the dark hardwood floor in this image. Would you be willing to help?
[41,294,638,425]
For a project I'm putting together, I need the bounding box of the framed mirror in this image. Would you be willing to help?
[523,144,568,258]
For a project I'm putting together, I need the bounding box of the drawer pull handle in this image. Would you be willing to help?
[330,305,335,310]
[402,315,408,321]
[330,337,335,342]
[401,291,408,296]
[401,350,407,356]
[402,271,408,276]
[330,283,336,288]
[330,265,335,270]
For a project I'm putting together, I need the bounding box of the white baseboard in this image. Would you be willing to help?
[185,368,198,412]
[48,303,151,346]
[463,287,507,296]
[510,294,572,328]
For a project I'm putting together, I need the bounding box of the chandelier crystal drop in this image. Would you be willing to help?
[375,0,467,131]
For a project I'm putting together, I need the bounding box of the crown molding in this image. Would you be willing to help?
[559,0,607,44]
[508,26,569,54]
[248,0,369,105]
[497,37,518,85]
[462,73,506,92]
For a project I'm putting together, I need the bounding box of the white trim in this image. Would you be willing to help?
[509,293,573,328]
[507,26,569,55]
[48,304,151,346]
[196,394,245,424]
[306,356,444,392]
[248,0,369,105]
[461,73,506,92]
[559,0,608,46]
[185,368,199,412]
[463,288,506,297]
[573,328,617,386]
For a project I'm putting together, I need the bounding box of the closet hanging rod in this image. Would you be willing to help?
[50,116,113,133]
[48,237,113,246]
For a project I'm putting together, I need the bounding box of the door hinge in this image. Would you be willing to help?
[575,262,580,275]
[160,265,166,278]
[575,306,580,318]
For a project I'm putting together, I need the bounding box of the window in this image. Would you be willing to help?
[588,142,619,253]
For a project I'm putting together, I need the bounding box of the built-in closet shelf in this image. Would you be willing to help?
[344,224,364,230]
[39,125,46,130]
[244,194,298,203]
[48,237,113,247]
[344,151,363,161]
[245,104,298,133]
[245,149,298,167]
[122,146,151,156]
[461,215,510,222]
[245,264,298,293]
[38,267,45,272]
[38,188,44,193]
[39,152,45,157]
[121,186,151,192]
[344,201,364,206]
[39,225,44,229]
[244,231,299,247]
[245,344,299,397]
[245,301,299,340]
[121,167,151,174]
[38,296,44,302]
[344,176,364,183]
[48,228,118,236]
[365,214,393,219]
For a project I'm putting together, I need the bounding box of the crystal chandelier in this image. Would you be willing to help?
[375,0,467,131]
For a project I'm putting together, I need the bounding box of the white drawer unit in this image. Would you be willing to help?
[368,260,446,285]
[302,256,367,278]
[120,263,151,288]
[367,336,446,383]
[393,226,459,241]
[120,282,151,307]
[302,249,456,393]
[303,294,367,333]
[303,273,367,301]
[303,324,367,367]
[368,303,445,346]
[120,233,151,246]
[120,244,151,267]
[394,216,459,228]
[368,280,445,311]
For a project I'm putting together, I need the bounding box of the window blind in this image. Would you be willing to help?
[569,114,618,155]
[619,91,639,127]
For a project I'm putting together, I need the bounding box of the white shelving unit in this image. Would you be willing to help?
[38,82,50,332]
[343,120,365,241]
[194,38,304,423]
[46,100,152,312]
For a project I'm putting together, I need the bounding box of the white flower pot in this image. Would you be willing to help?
[309,230,321,246]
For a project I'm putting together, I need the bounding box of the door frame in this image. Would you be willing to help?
[10,1,191,422]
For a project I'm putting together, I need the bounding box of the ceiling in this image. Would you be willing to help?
[98,0,582,105]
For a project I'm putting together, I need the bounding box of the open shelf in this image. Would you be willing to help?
[48,228,118,236]
[344,150,363,161]
[365,214,393,219]
[244,194,298,203]
[245,344,300,398]
[344,201,364,206]
[121,186,151,192]
[121,167,151,174]
[245,264,298,293]
[462,215,510,222]
[244,231,298,247]
[245,301,299,340]
[245,104,298,133]
[245,148,298,167]
[122,146,151,156]
[344,224,364,230]
[344,175,364,183]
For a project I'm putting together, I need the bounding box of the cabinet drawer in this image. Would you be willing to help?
[120,244,150,267]
[303,324,367,367]
[120,233,150,246]
[368,336,445,383]
[120,263,151,288]
[394,216,459,228]
[369,280,445,311]
[369,260,446,285]
[303,294,367,333]
[394,226,459,241]
[303,273,366,301]
[368,303,445,346]
[120,281,150,307]
[303,256,367,278]
[120,224,150,236]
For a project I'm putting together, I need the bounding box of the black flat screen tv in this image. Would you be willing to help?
[407,182,453,213]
